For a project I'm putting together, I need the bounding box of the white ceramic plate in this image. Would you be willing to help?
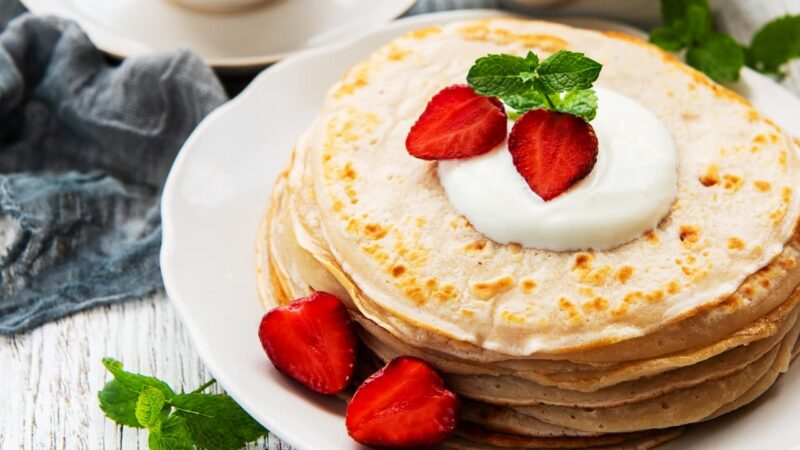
[161,10,800,450]
[19,0,415,70]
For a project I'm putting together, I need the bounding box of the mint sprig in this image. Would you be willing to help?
[748,15,800,74]
[98,358,267,450]
[467,50,602,122]
[649,0,800,82]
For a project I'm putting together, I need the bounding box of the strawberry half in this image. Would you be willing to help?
[508,109,598,201]
[346,356,460,448]
[406,84,507,160]
[258,291,356,395]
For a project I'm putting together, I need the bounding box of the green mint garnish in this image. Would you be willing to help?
[747,15,800,74]
[98,357,267,450]
[686,33,746,84]
[649,0,799,82]
[467,50,602,122]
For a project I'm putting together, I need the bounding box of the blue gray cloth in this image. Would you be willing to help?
[408,0,499,14]
[0,11,227,334]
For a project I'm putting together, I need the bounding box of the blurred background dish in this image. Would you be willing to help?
[496,0,721,27]
[499,0,660,26]
[168,0,273,14]
[19,0,416,71]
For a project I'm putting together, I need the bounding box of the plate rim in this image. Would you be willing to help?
[18,0,417,69]
[161,9,800,449]
[161,9,511,449]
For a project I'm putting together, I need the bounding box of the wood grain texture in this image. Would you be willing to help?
[1,1,798,449]
[0,297,287,450]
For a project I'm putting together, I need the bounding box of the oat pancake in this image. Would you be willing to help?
[284,141,800,365]
[261,178,800,405]
[512,322,800,433]
[295,18,800,358]
[445,309,798,408]
[257,17,800,448]
[447,422,683,449]
[264,177,800,388]
[358,289,800,391]
[259,176,800,444]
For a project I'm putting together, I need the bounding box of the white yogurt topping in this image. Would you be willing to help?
[437,87,678,251]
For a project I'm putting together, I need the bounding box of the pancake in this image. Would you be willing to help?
[265,177,800,385]
[260,177,797,445]
[448,422,683,449]
[300,18,800,359]
[257,16,800,449]
[287,118,800,364]
[445,307,798,408]
[460,401,601,438]
[511,321,799,433]
[267,170,800,396]
[356,291,800,391]
[705,318,800,420]
[283,144,800,368]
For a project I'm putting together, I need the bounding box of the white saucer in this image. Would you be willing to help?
[20,0,416,70]
[161,9,800,450]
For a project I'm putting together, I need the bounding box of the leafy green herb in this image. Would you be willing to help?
[98,358,267,450]
[686,33,745,84]
[535,51,602,93]
[171,394,268,449]
[467,52,538,96]
[98,358,175,427]
[747,15,800,74]
[149,416,193,450]
[649,0,800,82]
[558,90,599,122]
[467,50,602,122]
[136,386,168,429]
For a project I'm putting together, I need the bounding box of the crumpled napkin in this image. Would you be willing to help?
[0,13,227,334]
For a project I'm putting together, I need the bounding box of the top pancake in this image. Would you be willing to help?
[298,18,800,356]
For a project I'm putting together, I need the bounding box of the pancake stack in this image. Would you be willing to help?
[257,18,800,449]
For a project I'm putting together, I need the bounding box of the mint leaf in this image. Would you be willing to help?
[650,25,688,51]
[651,0,799,82]
[98,358,174,428]
[102,358,175,400]
[171,393,267,450]
[558,90,599,122]
[467,54,537,96]
[747,15,800,73]
[535,50,602,93]
[502,91,550,112]
[99,358,267,450]
[686,33,745,82]
[686,3,712,42]
[98,380,143,427]
[661,0,710,27]
[149,416,194,450]
[467,50,601,122]
[136,386,167,429]
[525,50,539,67]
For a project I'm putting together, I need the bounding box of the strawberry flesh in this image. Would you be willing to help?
[406,84,507,160]
[258,291,356,395]
[508,109,598,201]
[346,356,460,448]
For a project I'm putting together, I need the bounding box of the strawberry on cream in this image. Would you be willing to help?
[437,87,678,251]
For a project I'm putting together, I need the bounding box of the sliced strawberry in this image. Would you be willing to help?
[508,109,598,201]
[258,291,356,395]
[406,84,507,160]
[346,356,460,448]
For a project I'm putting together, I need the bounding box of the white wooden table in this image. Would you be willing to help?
[1,1,798,449]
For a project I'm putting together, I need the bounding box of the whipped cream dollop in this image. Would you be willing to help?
[437,87,678,251]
